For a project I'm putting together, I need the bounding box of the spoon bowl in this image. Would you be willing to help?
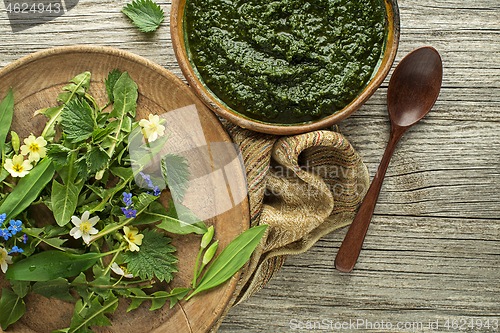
[334,46,443,273]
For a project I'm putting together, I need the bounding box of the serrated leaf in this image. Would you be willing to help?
[71,273,91,304]
[47,144,72,166]
[0,288,25,331]
[69,293,118,333]
[52,179,84,226]
[123,229,178,282]
[92,126,115,143]
[105,69,122,103]
[60,98,95,143]
[188,225,268,299]
[32,278,75,302]
[122,0,164,33]
[39,72,91,140]
[86,146,110,174]
[161,153,190,202]
[0,88,14,155]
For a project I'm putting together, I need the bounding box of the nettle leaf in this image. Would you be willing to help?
[105,68,122,103]
[0,288,25,331]
[69,293,119,333]
[60,98,95,143]
[123,229,178,282]
[122,0,165,33]
[87,146,110,174]
[47,144,73,166]
[161,153,190,202]
[37,72,91,141]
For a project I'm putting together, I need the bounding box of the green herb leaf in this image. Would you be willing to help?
[188,225,268,299]
[37,72,91,140]
[0,88,14,154]
[110,72,137,120]
[0,158,55,221]
[166,288,191,308]
[11,280,31,298]
[47,144,72,166]
[86,146,110,174]
[122,0,164,33]
[123,229,178,282]
[0,288,25,331]
[126,288,147,312]
[148,200,207,235]
[32,278,75,302]
[69,293,118,333]
[105,68,122,103]
[60,98,95,143]
[5,251,108,281]
[161,153,190,202]
[52,179,84,226]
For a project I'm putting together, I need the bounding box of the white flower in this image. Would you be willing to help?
[139,114,165,142]
[110,262,134,278]
[4,154,33,178]
[123,226,144,252]
[70,211,99,245]
[0,247,13,273]
[20,134,47,162]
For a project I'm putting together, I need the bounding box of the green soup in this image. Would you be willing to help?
[185,0,386,124]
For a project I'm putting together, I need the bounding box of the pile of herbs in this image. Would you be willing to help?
[0,70,266,332]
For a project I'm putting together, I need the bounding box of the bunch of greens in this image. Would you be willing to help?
[0,71,266,332]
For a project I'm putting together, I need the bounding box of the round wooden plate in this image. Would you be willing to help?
[0,45,249,333]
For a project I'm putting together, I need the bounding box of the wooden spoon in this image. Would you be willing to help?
[334,46,443,273]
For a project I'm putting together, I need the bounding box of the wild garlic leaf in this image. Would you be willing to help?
[60,98,95,143]
[123,229,178,282]
[161,153,190,202]
[122,0,164,33]
[105,68,122,103]
[188,225,268,299]
[11,281,31,298]
[0,288,25,331]
[150,200,207,235]
[0,88,14,154]
[69,293,118,333]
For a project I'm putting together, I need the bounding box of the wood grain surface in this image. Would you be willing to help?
[1,0,500,332]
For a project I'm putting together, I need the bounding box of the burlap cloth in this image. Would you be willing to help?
[210,121,370,332]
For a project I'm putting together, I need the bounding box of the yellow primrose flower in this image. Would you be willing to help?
[139,114,165,142]
[20,134,47,162]
[4,154,33,178]
[123,226,144,252]
[0,246,13,273]
[110,262,134,278]
[70,211,100,245]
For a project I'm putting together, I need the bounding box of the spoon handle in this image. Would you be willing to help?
[334,126,405,273]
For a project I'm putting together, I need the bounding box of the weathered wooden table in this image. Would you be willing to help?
[1,0,499,332]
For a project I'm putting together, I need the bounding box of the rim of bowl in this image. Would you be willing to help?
[171,0,400,135]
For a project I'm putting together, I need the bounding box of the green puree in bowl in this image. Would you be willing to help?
[186,0,385,124]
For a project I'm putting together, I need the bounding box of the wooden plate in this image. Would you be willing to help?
[0,45,249,333]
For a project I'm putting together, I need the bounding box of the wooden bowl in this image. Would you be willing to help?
[0,45,249,333]
[171,0,400,135]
